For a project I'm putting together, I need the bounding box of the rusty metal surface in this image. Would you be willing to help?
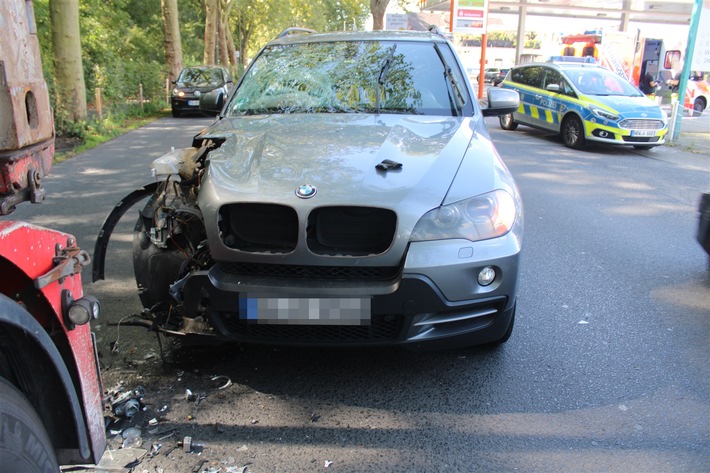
[0,0,54,152]
[0,0,53,213]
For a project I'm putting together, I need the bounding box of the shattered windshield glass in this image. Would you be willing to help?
[178,68,225,87]
[226,40,463,116]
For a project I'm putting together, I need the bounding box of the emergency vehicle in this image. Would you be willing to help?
[560,30,708,116]
[499,59,668,150]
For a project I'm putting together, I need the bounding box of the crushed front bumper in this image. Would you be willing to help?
[176,236,521,350]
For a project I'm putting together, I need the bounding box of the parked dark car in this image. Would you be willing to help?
[171,65,233,117]
[476,67,500,83]
[492,68,509,86]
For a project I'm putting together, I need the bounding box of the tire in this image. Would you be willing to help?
[561,115,585,149]
[692,98,705,117]
[171,108,181,118]
[499,113,518,130]
[0,377,58,473]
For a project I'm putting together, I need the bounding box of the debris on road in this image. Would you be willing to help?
[211,375,232,390]
[108,385,146,418]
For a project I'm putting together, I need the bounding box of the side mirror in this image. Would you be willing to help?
[546,84,561,93]
[481,88,519,117]
[200,89,224,114]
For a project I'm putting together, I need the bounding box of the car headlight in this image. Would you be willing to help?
[410,190,517,242]
[590,106,620,121]
[172,88,185,97]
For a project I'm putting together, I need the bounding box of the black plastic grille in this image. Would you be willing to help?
[219,262,400,281]
[621,136,661,143]
[215,312,402,343]
[307,206,397,255]
[219,204,298,253]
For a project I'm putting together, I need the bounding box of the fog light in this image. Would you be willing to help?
[63,291,100,329]
[478,266,496,286]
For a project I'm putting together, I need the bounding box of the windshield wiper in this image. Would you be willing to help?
[376,44,397,114]
[433,43,465,116]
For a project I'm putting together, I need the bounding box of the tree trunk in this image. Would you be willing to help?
[219,0,236,72]
[217,14,229,67]
[203,0,218,65]
[370,0,389,31]
[238,24,252,69]
[225,20,238,74]
[49,0,87,122]
[161,0,183,83]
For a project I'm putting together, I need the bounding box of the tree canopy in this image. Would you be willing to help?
[34,0,372,120]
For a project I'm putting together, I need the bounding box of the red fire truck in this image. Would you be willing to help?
[0,1,106,471]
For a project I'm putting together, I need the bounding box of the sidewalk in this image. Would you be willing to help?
[670,113,710,156]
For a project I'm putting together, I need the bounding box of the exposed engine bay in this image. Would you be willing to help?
[93,138,222,339]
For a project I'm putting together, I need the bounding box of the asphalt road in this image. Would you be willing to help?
[12,115,710,473]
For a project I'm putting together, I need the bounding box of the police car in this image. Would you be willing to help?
[499,58,668,150]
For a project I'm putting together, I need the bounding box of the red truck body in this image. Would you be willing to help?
[0,0,106,468]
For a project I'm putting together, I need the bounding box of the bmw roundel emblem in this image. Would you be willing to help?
[296,185,317,199]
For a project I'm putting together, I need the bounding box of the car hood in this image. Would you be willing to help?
[197,113,481,264]
[590,95,666,118]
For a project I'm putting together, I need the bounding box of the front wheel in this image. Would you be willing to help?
[0,377,59,473]
[499,113,518,130]
[561,115,585,149]
[692,98,705,117]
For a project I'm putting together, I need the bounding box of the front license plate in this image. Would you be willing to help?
[239,295,371,325]
[187,100,199,106]
[631,129,656,137]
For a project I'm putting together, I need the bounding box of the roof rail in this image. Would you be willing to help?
[427,24,443,36]
[276,27,316,39]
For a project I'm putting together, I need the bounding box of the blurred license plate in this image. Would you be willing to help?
[239,295,371,325]
[631,129,656,137]
[187,100,199,106]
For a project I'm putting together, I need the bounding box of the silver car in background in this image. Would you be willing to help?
[95,27,523,350]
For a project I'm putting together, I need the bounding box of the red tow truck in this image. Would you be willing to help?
[0,1,106,471]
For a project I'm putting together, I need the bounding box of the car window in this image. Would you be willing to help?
[226,40,468,116]
[512,66,545,89]
[179,68,225,87]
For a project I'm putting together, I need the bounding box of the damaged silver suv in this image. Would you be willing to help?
[94,27,523,350]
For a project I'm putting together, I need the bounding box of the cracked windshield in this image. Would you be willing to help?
[226,40,466,116]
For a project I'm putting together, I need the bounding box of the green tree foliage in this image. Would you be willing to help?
[231,0,369,70]
[33,0,371,128]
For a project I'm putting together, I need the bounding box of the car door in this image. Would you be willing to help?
[511,66,546,128]
[533,68,568,132]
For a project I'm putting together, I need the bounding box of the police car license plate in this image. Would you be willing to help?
[239,295,371,325]
[187,100,199,106]
[631,129,656,137]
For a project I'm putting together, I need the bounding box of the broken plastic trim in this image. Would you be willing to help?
[92,182,160,282]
